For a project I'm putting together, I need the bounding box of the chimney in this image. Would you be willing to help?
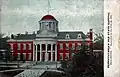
[11,34,14,39]
[89,29,93,40]
[33,31,35,34]
[25,31,28,35]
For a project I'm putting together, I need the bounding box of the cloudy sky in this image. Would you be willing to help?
[0,0,104,36]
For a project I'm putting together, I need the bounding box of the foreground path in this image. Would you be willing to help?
[14,61,61,77]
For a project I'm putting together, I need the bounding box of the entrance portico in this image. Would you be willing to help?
[34,41,57,62]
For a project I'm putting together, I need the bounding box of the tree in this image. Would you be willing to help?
[0,33,12,62]
[72,44,103,77]
[60,42,103,77]
[94,31,104,50]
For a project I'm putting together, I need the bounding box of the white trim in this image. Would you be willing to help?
[71,43,75,50]
[45,44,48,62]
[35,45,37,61]
[35,38,57,41]
[40,20,57,22]
[33,44,35,61]
[7,39,33,42]
[55,44,57,61]
[10,44,13,50]
[17,43,21,50]
[58,39,84,41]
[51,44,53,61]
[28,43,32,50]
[23,44,26,50]
[66,43,69,50]
[59,43,63,50]
[40,44,42,61]
[85,38,91,41]
[77,33,82,39]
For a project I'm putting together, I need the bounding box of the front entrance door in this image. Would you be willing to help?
[42,52,45,61]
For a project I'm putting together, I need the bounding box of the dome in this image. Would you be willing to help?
[41,15,57,21]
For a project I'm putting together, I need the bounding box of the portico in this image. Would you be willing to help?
[33,42,57,62]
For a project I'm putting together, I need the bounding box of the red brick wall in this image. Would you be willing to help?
[8,41,33,61]
[57,41,93,61]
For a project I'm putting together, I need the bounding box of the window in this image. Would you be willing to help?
[86,43,90,50]
[28,53,31,60]
[28,43,32,50]
[23,44,26,50]
[66,43,69,50]
[77,43,81,50]
[42,44,46,51]
[71,43,75,50]
[65,53,69,59]
[17,43,21,50]
[65,34,70,39]
[59,43,63,50]
[47,44,51,51]
[17,53,20,60]
[78,33,82,38]
[42,22,45,29]
[60,53,63,60]
[49,22,52,29]
[10,44,13,50]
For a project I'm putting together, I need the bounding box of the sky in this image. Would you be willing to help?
[0,0,104,36]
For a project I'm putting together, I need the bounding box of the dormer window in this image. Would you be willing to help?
[65,34,70,39]
[78,33,82,38]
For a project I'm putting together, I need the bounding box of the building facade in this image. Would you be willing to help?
[7,15,93,61]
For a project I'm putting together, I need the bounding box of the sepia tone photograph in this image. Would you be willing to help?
[0,0,104,77]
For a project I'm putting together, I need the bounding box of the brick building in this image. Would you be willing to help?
[7,15,93,61]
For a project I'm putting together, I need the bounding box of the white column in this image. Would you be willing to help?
[35,44,37,61]
[55,44,57,61]
[51,44,53,61]
[40,44,42,61]
[33,44,35,61]
[45,44,48,62]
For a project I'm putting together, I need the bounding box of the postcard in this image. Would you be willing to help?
[0,0,119,77]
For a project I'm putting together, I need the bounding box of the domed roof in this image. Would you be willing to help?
[41,15,57,21]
